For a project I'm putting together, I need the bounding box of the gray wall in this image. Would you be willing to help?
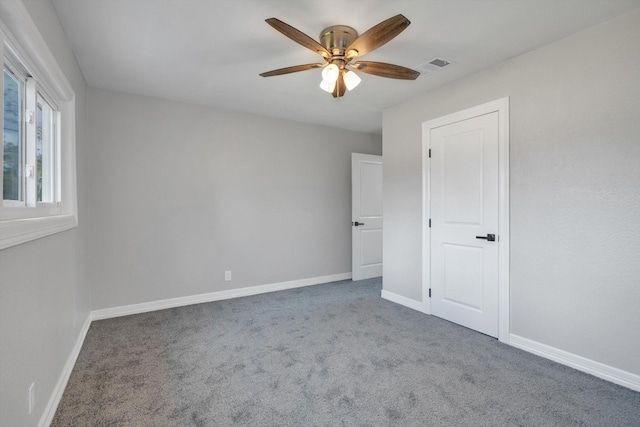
[87,89,381,310]
[382,9,640,375]
[0,1,89,426]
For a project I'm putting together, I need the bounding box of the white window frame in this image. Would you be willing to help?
[2,57,26,209]
[0,2,77,250]
[36,91,61,208]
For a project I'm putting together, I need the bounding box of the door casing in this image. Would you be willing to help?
[422,98,510,343]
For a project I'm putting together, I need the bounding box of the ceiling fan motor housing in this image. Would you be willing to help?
[320,25,358,57]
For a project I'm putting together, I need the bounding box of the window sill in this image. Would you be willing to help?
[0,214,77,250]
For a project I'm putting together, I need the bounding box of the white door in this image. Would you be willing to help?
[352,153,383,281]
[430,112,500,337]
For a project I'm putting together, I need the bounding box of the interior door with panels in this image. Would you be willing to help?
[352,153,383,281]
[430,112,500,337]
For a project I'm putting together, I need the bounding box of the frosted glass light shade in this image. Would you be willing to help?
[321,64,340,83]
[343,70,361,91]
[319,79,336,93]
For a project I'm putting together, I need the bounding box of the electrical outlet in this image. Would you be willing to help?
[28,383,35,415]
[224,270,232,281]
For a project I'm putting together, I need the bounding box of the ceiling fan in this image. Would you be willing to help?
[259,14,420,98]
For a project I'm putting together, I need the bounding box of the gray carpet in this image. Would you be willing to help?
[52,278,640,426]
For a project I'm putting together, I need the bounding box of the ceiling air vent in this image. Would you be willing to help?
[429,58,450,68]
[415,57,454,74]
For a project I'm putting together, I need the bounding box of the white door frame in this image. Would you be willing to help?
[422,97,510,343]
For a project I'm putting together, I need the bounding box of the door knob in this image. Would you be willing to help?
[476,234,496,242]
[352,221,365,226]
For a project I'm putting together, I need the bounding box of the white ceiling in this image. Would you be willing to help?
[51,0,640,134]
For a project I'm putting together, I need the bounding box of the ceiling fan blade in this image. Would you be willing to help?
[352,61,420,80]
[266,18,331,58]
[332,74,346,98]
[346,14,411,58]
[260,63,324,77]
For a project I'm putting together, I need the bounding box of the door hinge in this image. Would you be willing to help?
[429,218,431,228]
[428,148,431,158]
[428,288,431,298]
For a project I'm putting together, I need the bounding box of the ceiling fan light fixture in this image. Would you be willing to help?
[319,79,336,93]
[321,63,340,83]
[260,15,420,98]
[343,70,361,91]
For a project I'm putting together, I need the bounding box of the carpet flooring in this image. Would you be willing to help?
[52,278,640,426]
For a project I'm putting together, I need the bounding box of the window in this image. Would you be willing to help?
[37,94,58,204]
[3,52,60,213]
[0,1,77,250]
[3,66,22,202]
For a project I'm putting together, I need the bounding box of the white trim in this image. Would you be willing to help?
[510,334,640,392]
[0,214,77,250]
[421,97,510,342]
[38,315,91,427]
[421,123,432,316]
[0,2,74,100]
[91,273,352,320]
[38,273,352,425]
[497,100,510,343]
[34,277,640,427]
[381,290,423,312]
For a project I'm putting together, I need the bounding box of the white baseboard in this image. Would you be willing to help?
[509,334,640,392]
[38,273,352,426]
[381,290,424,312]
[38,315,91,427]
[91,272,352,321]
[32,282,640,427]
